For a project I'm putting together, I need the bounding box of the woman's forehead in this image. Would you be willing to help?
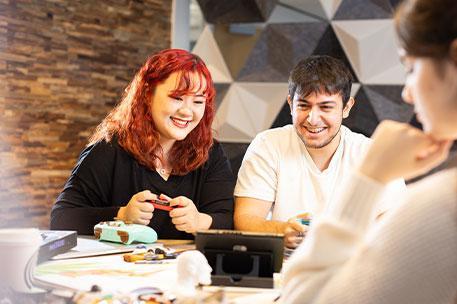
[172,70,208,95]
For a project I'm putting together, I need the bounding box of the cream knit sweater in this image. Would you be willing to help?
[281,168,457,303]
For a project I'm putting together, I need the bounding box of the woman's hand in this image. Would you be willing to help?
[360,120,452,184]
[116,190,156,225]
[164,195,212,233]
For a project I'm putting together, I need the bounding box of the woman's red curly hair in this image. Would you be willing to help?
[89,49,216,175]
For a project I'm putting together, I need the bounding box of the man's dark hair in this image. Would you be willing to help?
[288,55,353,106]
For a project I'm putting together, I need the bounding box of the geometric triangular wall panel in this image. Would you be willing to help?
[270,101,291,128]
[333,0,395,20]
[220,142,250,177]
[332,20,405,84]
[213,82,288,142]
[320,0,343,20]
[193,0,410,165]
[343,86,380,137]
[280,0,342,20]
[213,84,255,142]
[237,22,329,82]
[213,24,262,81]
[268,3,321,23]
[364,85,414,122]
[351,83,361,97]
[214,83,231,110]
[197,0,277,23]
[313,25,358,82]
[365,63,405,85]
[192,26,233,83]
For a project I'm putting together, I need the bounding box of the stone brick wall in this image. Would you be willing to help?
[0,0,171,228]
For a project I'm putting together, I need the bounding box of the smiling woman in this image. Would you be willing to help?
[50,49,235,239]
[149,71,207,155]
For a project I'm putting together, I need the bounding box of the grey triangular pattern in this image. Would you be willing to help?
[364,85,414,122]
[344,86,379,137]
[371,0,395,12]
[197,0,277,23]
[351,83,361,97]
[268,4,320,23]
[219,142,250,177]
[237,22,328,82]
[214,83,231,110]
[333,0,394,20]
[271,100,291,128]
[319,0,343,19]
[255,0,279,21]
[280,0,328,20]
[312,25,358,82]
[332,20,400,83]
[213,24,263,81]
[192,26,233,83]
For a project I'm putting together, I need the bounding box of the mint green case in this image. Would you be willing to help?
[94,221,157,245]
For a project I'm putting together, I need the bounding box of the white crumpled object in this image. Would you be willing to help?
[175,250,212,298]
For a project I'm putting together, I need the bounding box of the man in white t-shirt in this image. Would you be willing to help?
[234,55,405,248]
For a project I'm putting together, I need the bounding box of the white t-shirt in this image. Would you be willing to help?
[234,125,405,221]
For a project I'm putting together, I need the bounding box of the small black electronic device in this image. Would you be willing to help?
[195,229,284,288]
[37,230,77,264]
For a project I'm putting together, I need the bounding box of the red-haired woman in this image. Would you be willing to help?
[50,49,234,239]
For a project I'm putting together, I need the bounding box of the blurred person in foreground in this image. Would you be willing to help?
[281,0,457,302]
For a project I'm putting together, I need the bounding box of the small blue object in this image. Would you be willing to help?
[296,218,311,226]
[94,220,157,245]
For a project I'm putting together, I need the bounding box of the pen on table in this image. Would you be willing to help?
[135,260,170,264]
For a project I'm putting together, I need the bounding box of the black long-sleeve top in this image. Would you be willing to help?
[50,138,235,239]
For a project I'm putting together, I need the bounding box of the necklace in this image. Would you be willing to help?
[155,159,171,179]
[158,168,170,175]
[156,165,171,180]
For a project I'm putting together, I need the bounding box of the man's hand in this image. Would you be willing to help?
[167,195,212,233]
[284,218,309,249]
[360,121,452,183]
[116,190,156,225]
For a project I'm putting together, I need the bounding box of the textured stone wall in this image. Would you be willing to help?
[0,0,171,228]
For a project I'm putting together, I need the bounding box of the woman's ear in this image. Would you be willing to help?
[450,38,457,66]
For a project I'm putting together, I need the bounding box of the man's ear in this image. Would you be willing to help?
[287,95,293,114]
[342,97,355,119]
[450,38,457,66]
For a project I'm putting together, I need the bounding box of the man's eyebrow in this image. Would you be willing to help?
[319,101,337,105]
[296,98,310,103]
[296,99,337,105]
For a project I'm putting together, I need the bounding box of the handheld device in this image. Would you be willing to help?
[196,230,284,288]
[295,212,312,226]
[146,198,174,212]
[94,220,157,245]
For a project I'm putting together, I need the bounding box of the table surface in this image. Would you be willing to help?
[32,237,280,303]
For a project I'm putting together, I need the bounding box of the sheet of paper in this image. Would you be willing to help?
[52,238,138,260]
[35,254,177,293]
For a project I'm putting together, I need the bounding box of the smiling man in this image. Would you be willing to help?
[234,55,405,248]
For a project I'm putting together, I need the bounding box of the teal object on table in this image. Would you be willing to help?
[94,220,157,245]
[296,218,311,226]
